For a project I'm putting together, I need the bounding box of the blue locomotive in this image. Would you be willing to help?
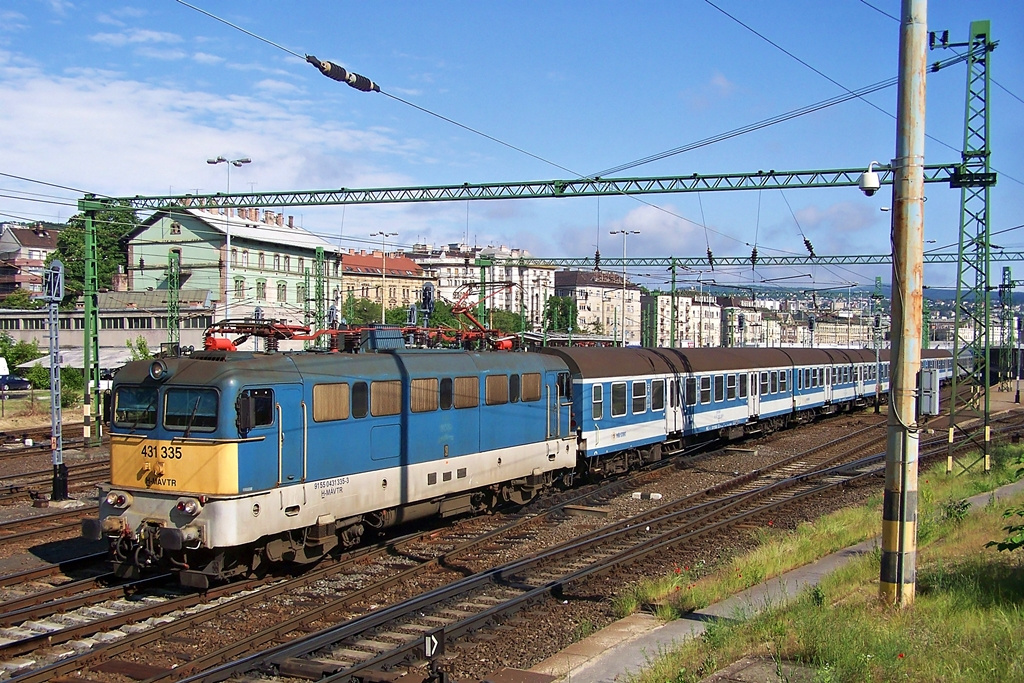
[83,345,951,588]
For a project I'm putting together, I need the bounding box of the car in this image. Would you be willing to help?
[0,375,31,392]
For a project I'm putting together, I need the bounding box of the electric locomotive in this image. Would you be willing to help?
[84,347,576,588]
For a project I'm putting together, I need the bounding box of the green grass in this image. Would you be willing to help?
[621,444,1024,683]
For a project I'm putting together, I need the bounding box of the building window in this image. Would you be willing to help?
[127,317,152,329]
[234,277,245,299]
[242,250,249,268]
[256,280,266,300]
[284,255,290,272]
[231,248,238,267]
[170,221,181,235]
[298,257,304,273]
[101,317,125,329]
[277,282,287,302]
[296,284,306,304]
[273,254,280,271]
[258,252,265,270]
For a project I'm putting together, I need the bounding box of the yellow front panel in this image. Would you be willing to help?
[111,435,240,495]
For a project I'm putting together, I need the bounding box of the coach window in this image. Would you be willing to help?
[651,379,665,411]
[509,374,521,403]
[804,368,811,388]
[313,383,349,421]
[486,375,509,405]
[164,388,218,432]
[440,378,454,410]
[632,381,647,414]
[714,375,724,402]
[454,376,479,409]
[780,370,788,393]
[686,377,697,406]
[522,373,542,402]
[611,382,627,417]
[738,373,748,399]
[352,382,369,418]
[760,372,769,396]
[770,371,778,394]
[410,378,438,413]
[811,368,818,387]
[113,386,158,429]
[669,379,678,408]
[700,376,711,404]
[727,374,737,400]
[592,384,604,420]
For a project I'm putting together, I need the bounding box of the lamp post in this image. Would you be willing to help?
[610,229,639,346]
[371,231,398,324]
[207,156,251,320]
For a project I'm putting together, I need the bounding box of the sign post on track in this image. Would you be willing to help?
[42,261,67,501]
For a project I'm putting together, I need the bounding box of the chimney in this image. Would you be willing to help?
[287,215,294,228]
[276,213,284,227]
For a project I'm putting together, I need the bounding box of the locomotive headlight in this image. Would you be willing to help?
[175,497,203,516]
[104,491,133,509]
[149,359,171,381]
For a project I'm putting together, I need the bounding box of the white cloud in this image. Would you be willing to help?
[254,78,302,95]
[192,52,224,66]
[135,46,187,61]
[89,28,182,47]
[0,11,28,33]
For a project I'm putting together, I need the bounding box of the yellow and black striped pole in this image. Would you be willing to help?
[880,0,927,607]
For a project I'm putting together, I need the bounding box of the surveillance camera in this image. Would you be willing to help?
[859,161,881,197]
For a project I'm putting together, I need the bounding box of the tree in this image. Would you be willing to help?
[987,456,1024,553]
[0,289,43,310]
[48,201,137,303]
[488,308,525,334]
[543,295,578,332]
[126,336,152,361]
[0,333,44,371]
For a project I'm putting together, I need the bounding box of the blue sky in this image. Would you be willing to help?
[1,1,1021,293]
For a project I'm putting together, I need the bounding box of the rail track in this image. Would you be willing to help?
[1,410,1020,682]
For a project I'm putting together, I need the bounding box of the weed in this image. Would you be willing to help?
[810,584,826,607]
[571,618,596,641]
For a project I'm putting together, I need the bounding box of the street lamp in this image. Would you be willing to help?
[207,156,251,320]
[371,231,398,324]
[610,229,639,346]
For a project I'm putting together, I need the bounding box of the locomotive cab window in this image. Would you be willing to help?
[592,384,603,420]
[509,374,521,403]
[557,372,572,401]
[164,388,218,432]
[371,381,402,416]
[522,373,542,402]
[454,376,479,409]
[113,386,158,429]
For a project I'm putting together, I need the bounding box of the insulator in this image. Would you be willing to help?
[707,248,714,270]
[750,247,758,268]
[594,249,601,271]
[804,238,815,257]
[306,54,380,92]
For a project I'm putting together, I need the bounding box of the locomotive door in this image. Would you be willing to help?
[275,384,305,486]
[747,372,760,417]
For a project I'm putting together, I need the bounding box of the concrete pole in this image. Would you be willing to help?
[880,0,927,607]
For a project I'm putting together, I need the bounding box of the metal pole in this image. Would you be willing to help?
[371,231,397,324]
[610,229,638,345]
[207,156,250,320]
[670,260,677,347]
[881,0,927,608]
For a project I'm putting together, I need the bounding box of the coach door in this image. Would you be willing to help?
[748,372,760,417]
[823,367,834,404]
[549,372,572,439]
[667,377,682,433]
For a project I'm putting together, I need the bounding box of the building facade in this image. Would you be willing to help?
[554,269,642,344]
[0,224,61,297]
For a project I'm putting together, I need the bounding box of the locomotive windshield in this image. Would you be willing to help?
[164,388,219,432]
[113,386,158,429]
